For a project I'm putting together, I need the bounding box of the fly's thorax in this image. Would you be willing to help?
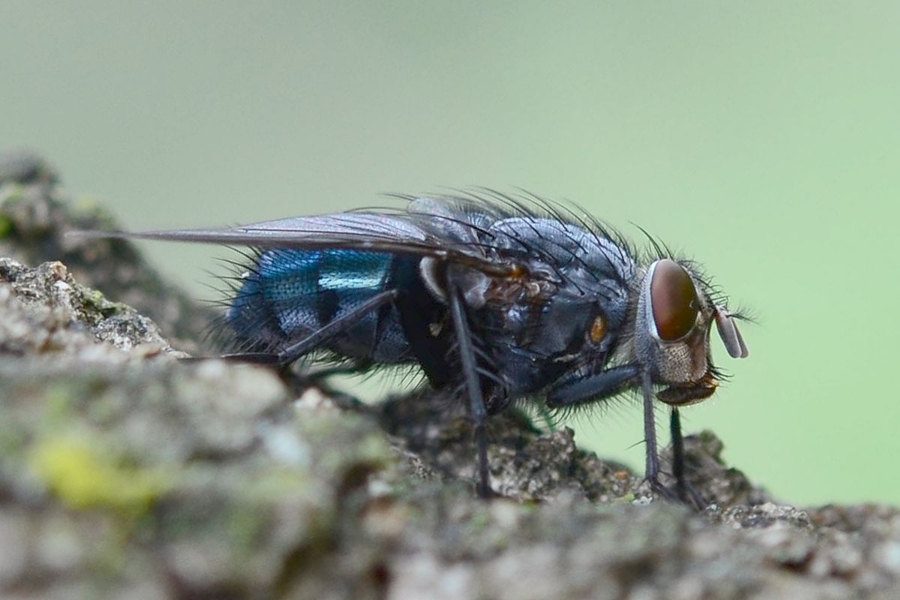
[633,258,748,404]
[435,255,632,385]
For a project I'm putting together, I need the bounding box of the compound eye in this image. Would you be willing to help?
[650,259,700,341]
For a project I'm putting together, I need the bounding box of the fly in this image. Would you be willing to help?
[79,192,749,503]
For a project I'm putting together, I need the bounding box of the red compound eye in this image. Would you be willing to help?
[650,259,699,341]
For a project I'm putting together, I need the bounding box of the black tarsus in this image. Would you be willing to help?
[670,407,686,500]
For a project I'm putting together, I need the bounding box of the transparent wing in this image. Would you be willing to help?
[72,210,520,277]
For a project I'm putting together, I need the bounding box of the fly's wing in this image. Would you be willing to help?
[73,211,520,277]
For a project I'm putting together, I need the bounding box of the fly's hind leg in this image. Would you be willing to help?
[268,289,400,366]
[210,290,399,402]
[202,290,398,370]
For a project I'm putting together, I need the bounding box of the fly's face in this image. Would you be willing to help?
[635,258,748,406]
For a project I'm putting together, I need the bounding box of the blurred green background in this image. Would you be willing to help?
[3,2,898,506]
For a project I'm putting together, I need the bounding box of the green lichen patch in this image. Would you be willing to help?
[30,435,171,517]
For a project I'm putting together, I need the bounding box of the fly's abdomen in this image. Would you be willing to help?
[226,248,412,363]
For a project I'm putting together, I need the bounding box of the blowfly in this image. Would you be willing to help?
[82,193,749,501]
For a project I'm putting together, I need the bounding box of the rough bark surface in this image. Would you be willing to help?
[1,151,898,599]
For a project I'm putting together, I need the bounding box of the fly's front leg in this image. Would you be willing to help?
[548,364,703,507]
[546,364,642,408]
[640,369,663,493]
[670,407,686,501]
[644,373,710,505]
[547,365,663,491]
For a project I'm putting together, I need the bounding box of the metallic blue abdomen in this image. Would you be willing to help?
[226,248,413,363]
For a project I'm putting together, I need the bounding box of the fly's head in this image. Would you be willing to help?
[634,258,749,406]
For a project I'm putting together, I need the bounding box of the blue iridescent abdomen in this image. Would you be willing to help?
[226,248,414,363]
